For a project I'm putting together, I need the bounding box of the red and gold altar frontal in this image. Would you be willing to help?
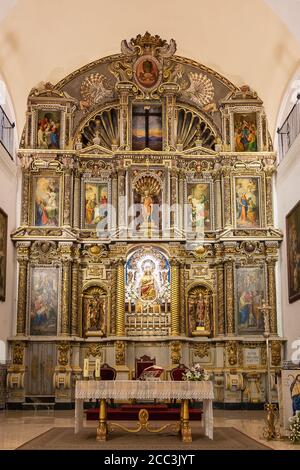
[8,33,283,407]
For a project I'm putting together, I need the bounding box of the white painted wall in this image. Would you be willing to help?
[0,146,18,359]
[274,67,300,362]
[276,135,300,360]
[0,78,18,360]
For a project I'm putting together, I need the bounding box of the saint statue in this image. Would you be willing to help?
[140,266,156,301]
[195,293,206,327]
[142,190,153,224]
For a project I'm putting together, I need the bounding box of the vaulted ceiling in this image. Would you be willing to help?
[0,0,300,141]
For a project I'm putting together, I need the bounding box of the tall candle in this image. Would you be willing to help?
[95,359,101,379]
[83,358,89,378]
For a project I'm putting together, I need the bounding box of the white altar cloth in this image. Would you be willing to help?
[75,380,214,439]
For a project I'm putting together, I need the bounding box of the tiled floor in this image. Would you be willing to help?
[0,409,297,450]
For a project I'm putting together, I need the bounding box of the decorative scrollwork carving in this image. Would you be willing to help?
[193,343,210,358]
[58,343,71,366]
[226,341,238,366]
[170,341,182,364]
[86,343,102,358]
[115,340,125,365]
[13,343,24,365]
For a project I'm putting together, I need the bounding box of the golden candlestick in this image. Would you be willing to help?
[258,301,280,440]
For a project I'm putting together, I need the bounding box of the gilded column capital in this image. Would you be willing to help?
[159,82,180,94]
[16,242,31,261]
[212,167,222,182]
[59,242,73,262]
[221,165,232,178]
[178,169,186,180]
[169,257,180,267]
[223,242,237,260]
[265,241,279,260]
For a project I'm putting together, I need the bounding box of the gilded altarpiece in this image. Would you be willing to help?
[9,33,284,408]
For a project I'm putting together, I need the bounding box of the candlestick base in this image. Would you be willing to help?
[263,402,280,440]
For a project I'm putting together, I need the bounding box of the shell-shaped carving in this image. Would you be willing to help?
[134,175,161,196]
[185,72,214,107]
[81,107,119,149]
[80,73,113,105]
[177,108,216,150]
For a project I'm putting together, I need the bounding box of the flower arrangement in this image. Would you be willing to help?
[289,412,300,443]
[183,363,210,382]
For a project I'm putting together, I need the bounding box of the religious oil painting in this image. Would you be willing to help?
[187,183,211,233]
[286,200,300,303]
[234,112,258,152]
[236,266,265,334]
[37,110,61,149]
[29,267,59,336]
[132,105,162,151]
[84,182,108,230]
[135,57,159,89]
[33,176,60,227]
[235,177,260,228]
[0,208,7,301]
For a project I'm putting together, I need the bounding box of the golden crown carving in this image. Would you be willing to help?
[121,32,176,58]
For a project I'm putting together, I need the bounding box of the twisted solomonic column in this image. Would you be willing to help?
[170,259,180,336]
[116,260,125,337]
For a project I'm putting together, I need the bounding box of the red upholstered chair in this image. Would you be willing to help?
[99,363,116,406]
[170,364,188,404]
[170,364,188,381]
[134,355,156,380]
[100,363,116,380]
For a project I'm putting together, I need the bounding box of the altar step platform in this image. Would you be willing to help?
[85,403,203,421]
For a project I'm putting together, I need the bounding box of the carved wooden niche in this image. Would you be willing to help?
[82,285,107,337]
[188,285,212,337]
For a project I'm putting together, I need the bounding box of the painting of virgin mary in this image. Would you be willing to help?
[235,177,260,228]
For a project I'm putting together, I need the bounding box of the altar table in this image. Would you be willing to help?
[75,380,214,442]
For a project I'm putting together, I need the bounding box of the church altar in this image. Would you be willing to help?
[75,380,214,442]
